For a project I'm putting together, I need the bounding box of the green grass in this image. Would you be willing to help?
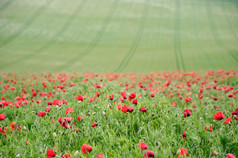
[0,0,238,72]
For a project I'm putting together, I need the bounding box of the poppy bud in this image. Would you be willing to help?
[212,151,218,156]
[73,151,80,157]
[53,132,57,139]
[23,126,27,131]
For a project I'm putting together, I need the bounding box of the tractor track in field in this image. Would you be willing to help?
[173,0,180,70]
[176,1,186,71]
[0,1,22,31]
[0,0,15,14]
[31,0,87,55]
[149,0,165,71]
[0,0,87,69]
[0,1,52,47]
[174,0,184,71]
[0,3,24,30]
[219,1,238,63]
[56,0,119,71]
[206,1,238,64]
[0,1,68,59]
[191,1,216,68]
[114,0,149,73]
[68,0,102,43]
[222,0,238,41]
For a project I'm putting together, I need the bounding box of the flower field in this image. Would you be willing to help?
[0,70,237,157]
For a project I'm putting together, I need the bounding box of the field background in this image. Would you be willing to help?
[0,0,238,72]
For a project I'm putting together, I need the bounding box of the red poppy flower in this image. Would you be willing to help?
[184,109,191,117]
[75,94,83,102]
[182,131,186,139]
[129,92,136,101]
[61,99,67,105]
[81,144,92,155]
[109,94,114,100]
[128,106,134,113]
[185,97,192,103]
[37,112,46,117]
[10,87,16,91]
[0,114,5,121]
[235,115,238,120]
[178,148,189,158]
[95,91,100,97]
[232,110,238,115]
[226,154,236,158]
[91,122,98,127]
[1,96,6,100]
[97,153,104,158]
[64,117,73,123]
[205,126,213,132]
[138,142,148,150]
[64,124,71,129]
[77,116,81,122]
[75,129,81,133]
[150,93,155,98]
[214,111,225,120]
[116,104,122,109]
[53,99,61,105]
[47,101,53,105]
[214,105,221,109]
[121,105,128,113]
[140,107,147,112]
[120,97,124,103]
[45,107,51,112]
[10,121,16,130]
[65,108,74,115]
[121,91,127,99]
[0,126,7,133]
[132,99,137,105]
[62,154,72,158]
[144,150,154,158]
[47,149,58,158]
[224,117,232,124]
[32,91,37,97]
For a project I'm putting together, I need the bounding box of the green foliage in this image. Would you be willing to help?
[0,0,238,72]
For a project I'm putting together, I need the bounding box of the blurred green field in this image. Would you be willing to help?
[0,0,238,72]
